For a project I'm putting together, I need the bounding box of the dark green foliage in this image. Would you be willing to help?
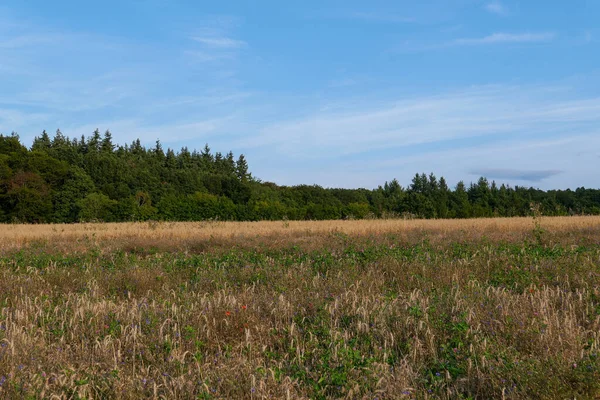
[1,132,600,222]
[77,193,118,222]
[6,171,53,222]
[52,166,96,222]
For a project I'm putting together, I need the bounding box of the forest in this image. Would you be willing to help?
[1,130,599,223]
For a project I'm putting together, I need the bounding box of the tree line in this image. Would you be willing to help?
[1,130,598,223]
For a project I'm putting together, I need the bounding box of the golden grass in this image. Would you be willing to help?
[2,216,600,254]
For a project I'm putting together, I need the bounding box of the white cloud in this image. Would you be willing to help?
[191,36,246,49]
[253,132,600,189]
[358,133,594,189]
[235,85,599,157]
[391,31,556,53]
[185,17,247,66]
[0,34,64,49]
[469,168,562,182]
[349,12,414,23]
[485,1,507,15]
[328,78,358,88]
[183,50,235,63]
[61,116,238,148]
[148,91,253,110]
[0,12,250,135]
[221,84,600,188]
[454,32,555,45]
[0,108,50,134]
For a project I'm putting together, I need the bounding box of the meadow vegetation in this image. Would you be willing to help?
[1,217,600,399]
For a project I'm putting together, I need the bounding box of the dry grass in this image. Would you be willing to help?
[2,216,600,254]
[1,217,600,399]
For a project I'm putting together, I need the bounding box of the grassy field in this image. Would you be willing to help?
[1,217,600,399]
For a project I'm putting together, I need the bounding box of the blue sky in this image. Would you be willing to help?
[1,0,599,190]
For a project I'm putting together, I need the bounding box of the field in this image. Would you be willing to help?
[1,217,600,399]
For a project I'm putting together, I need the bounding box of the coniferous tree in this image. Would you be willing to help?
[154,140,164,159]
[101,130,115,153]
[165,148,177,169]
[451,181,471,218]
[53,129,67,149]
[31,130,52,152]
[78,134,88,154]
[200,144,213,171]
[236,154,249,181]
[1,132,600,222]
[89,129,102,152]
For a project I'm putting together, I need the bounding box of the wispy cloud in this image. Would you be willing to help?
[391,31,557,53]
[0,12,253,149]
[0,108,50,133]
[0,34,64,49]
[185,16,248,65]
[469,168,562,182]
[191,36,246,49]
[183,50,235,63]
[328,78,358,88]
[256,131,600,189]
[234,84,600,165]
[63,115,240,147]
[485,1,507,16]
[349,11,414,23]
[454,32,555,45]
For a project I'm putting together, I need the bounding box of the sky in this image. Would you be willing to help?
[0,0,599,190]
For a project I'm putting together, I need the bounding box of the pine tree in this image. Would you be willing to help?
[452,181,471,218]
[439,177,449,192]
[154,140,164,159]
[53,129,66,147]
[410,173,425,194]
[428,173,438,193]
[31,130,52,152]
[178,147,191,169]
[165,148,177,169]
[236,154,249,181]
[214,152,224,173]
[200,144,213,172]
[101,130,115,153]
[131,139,143,155]
[78,134,88,154]
[225,151,236,175]
[89,129,102,152]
